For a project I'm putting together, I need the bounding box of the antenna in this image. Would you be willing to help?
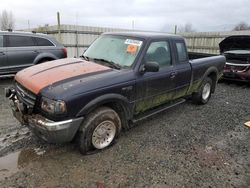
[57,11,61,42]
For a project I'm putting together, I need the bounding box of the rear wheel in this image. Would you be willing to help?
[77,107,121,154]
[192,77,212,104]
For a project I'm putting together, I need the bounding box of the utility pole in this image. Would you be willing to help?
[28,20,30,30]
[57,12,61,42]
[174,25,177,34]
[75,12,79,57]
[132,20,135,30]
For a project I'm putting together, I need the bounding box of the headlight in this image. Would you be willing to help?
[41,97,67,114]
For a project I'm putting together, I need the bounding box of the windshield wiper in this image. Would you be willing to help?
[92,58,121,70]
[80,55,90,61]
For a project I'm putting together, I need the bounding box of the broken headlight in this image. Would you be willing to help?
[41,97,67,115]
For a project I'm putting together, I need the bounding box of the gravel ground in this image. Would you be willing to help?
[0,78,249,188]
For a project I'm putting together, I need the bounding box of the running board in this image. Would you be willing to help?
[132,98,186,123]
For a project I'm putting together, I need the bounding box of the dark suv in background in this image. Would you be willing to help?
[0,31,67,77]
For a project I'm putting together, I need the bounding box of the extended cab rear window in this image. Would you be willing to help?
[35,37,54,46]
[7,35,36,47]
[175,42,188,62]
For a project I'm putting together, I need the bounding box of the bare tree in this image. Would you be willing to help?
[160,24,173,33]
[0,10,15,31]
[178,23,195,33]
[233,21,250,31]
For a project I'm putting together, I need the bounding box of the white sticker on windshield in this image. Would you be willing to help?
[125,39,142,46]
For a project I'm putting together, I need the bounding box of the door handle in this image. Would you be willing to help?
[33,50,39,53]
[170,72,177,79]
[0,52,5,56]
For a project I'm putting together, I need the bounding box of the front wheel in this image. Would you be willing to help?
[192,77,212,105]
[77,107,122,154]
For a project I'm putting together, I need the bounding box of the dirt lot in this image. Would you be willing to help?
[0,78,249,188]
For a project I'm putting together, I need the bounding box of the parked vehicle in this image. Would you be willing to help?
[6,32,225,154]
[0,31,67,77]
[220,35,250,81]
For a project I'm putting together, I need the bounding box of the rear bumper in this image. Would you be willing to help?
[9,96,83,143]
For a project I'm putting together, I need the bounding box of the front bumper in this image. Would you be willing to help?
[8,91,83,143]
[222,71,250,81]
[223,62,250,81]
[27,114,83,143]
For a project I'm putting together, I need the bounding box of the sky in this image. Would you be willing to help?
[1,0,250,32]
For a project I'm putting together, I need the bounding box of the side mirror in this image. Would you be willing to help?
[141,61,159,73]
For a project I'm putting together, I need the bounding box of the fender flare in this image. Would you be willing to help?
[76,93,133,120]
[201,66,219,92]
[203,66,218,80]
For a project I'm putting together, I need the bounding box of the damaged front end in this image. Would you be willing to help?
[5,83,35,125]
[219,36,250,81]
[223,52,250,81]
[5,83,83,143]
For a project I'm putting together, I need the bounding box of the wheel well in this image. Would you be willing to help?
[207,72,217,93]
[94,101,130,130]
[36,57,54,64]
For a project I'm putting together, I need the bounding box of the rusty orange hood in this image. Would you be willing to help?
[15,58,111,94]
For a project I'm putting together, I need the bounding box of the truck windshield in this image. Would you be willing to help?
[83,35,143,68]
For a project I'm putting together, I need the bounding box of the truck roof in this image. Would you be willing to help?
[103,31,184,40]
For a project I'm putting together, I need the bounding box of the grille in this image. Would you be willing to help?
[15,82,37,108]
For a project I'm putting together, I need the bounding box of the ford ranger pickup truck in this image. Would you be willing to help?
[5,32,226,154]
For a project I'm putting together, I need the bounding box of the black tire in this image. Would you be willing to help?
[192,77,213,105]
[77,107,122,155]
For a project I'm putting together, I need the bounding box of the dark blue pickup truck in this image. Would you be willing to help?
[6,32,225,154]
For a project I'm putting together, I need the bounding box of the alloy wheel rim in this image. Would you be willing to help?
[202,83,211,100]
[92,120,116,149]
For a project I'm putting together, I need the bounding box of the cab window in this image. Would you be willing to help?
[145,41,171,67]
[175,42,188,62]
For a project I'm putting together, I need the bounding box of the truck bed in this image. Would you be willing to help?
[188,52,217,60]
[188,53,226,94]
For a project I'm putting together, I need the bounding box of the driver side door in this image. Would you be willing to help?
[135,40,177,114]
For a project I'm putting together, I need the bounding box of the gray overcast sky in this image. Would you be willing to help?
[1,0,250,32]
